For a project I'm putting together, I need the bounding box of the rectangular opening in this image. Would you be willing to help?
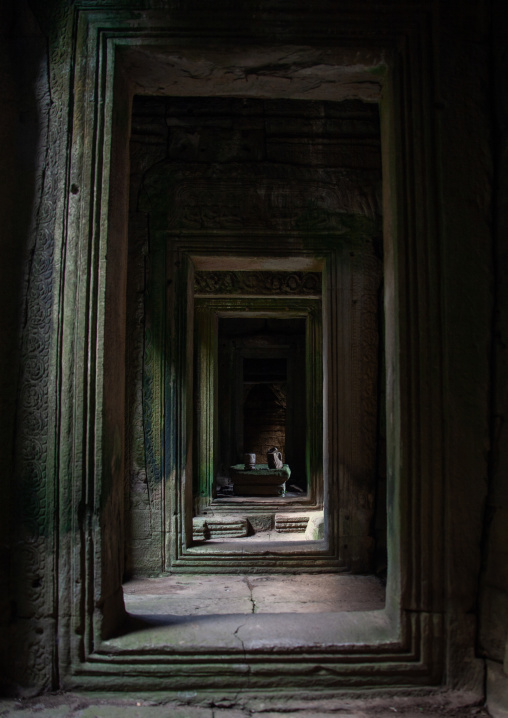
[64,23,447,690]
[191,299,325,552]
[124,94,385,574]
[216,317,306,498]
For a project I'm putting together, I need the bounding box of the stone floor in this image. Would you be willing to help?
[122,573,386,615]
[0,577,492,717]
[202,529,314,542]
[0,691,491,717]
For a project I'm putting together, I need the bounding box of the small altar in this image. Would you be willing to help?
[230,463,291,497]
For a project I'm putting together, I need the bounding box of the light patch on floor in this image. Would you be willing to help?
[123,573,385,616]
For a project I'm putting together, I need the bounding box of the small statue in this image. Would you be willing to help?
[267,447,283,469]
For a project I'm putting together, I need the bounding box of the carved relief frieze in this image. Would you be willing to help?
[165,178,379,231]
[194,271,322,296]
[170,180,349,231]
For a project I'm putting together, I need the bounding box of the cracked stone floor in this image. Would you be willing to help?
[122,573,386,616]
[0,578,492,717]
[0,692,491,717]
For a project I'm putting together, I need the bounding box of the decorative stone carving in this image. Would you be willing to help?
[168,177,376,231]
[194,271,322,296]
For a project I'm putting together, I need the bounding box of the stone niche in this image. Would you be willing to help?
[125,95,385,575]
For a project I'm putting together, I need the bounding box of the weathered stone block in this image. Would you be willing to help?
[130,510,154,541]
[231,464,290,497]
[274,514,309,532]
[192,518,209,541]
[206,517,248,538]
[247,514,273,532]
[304,512,325,540]
[130,540,162,576]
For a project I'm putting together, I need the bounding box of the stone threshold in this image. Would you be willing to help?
[193,510,324,542]
[101,608,394,655]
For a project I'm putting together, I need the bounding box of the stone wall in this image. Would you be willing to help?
[0,0,72,695]
[0,1,22,691]
[243,383,286,463]
[435,0,492,693]
[479,1,508,713]
[0,0,505,705]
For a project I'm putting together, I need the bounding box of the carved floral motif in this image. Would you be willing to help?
[194,271,322,295]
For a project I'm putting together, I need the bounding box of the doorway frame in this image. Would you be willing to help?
[54,6,458,692]
[193,298,323,514]
[136,233,382,573]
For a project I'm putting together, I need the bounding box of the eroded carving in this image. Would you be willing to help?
[194,271,322,295]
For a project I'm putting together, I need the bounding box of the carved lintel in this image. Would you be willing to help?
[194,271,322,296]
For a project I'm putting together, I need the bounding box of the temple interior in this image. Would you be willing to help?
[1,1,508,715]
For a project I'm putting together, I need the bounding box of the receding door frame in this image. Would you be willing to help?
[158,243,382,573]
[53,6,468,692]
[193,296,323,515]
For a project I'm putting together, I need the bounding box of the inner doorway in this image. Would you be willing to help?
[124,94,384,574]
[192,309,321,546]
[217,317,306,496]
[192,292,324,529]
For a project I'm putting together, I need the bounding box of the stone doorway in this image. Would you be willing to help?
[55,15,453,691]
[191,294,324,545]
[217,317,306,494]
[124,95,385,574]
[193,309,321,544]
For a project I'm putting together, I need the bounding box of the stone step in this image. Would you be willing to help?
[274,514,310,532]
[192,516,248,540]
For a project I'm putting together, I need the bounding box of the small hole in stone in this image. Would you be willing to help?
[71,183,79,195]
